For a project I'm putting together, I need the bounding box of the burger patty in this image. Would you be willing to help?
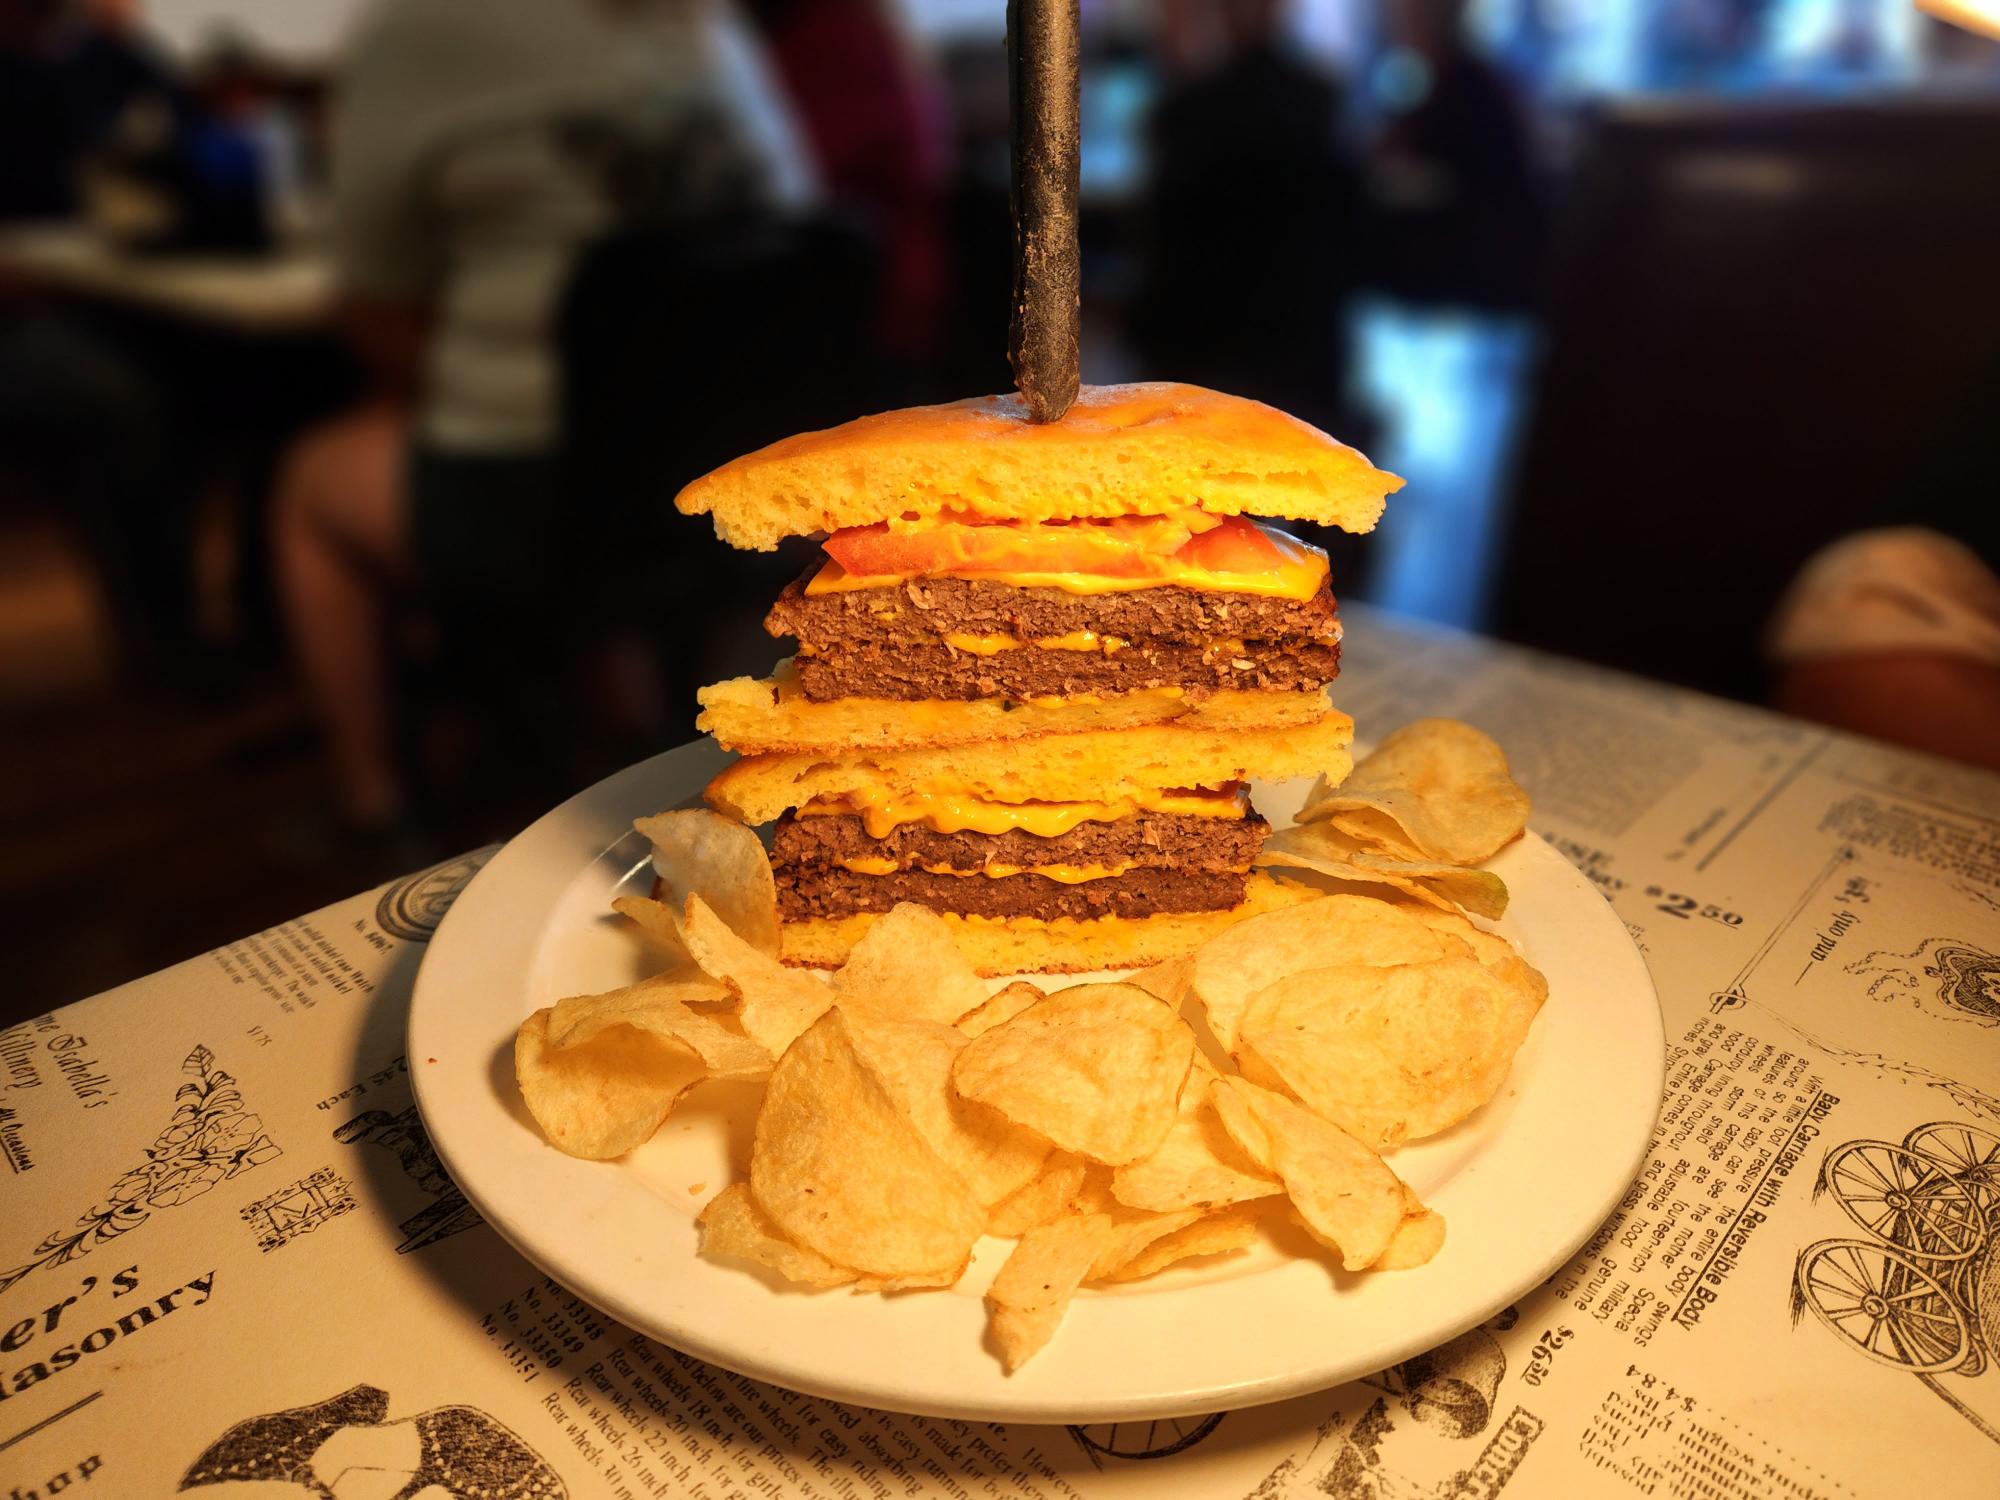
[794,638,1338,702]
[767,570,1341,650]
[772,809,1270,873]
[776,864,1251,922]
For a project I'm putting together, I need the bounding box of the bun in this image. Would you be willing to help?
[704,714,1355,826]
[676,383,1402,551]
[778,872,1321,974]
[697,666,1337,756]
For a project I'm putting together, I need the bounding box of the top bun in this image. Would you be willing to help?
[675,383,1403,551]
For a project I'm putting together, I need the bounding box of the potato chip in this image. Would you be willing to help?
[1377,1206,1447,1270]
[609,895,725,988]
[833,903,988,1025]
[957,981,1045,1039]
[750,1009,983,1280]
[1189,894,1459,1053]
[1296,718,1529,865]
[1084,1203,1207,1280]
[1098,1199,1268,1282]
[840,1005,1050,1207]
[1128,956,1193,1007]
[986,1211,1118,1372]
[1258,822,1510,919]
[1209,1076,1408,1271]
[698,1183,857,1288]
[514,1007,705,1160]
[549,980,771,1080]
[1239,958,1536,1150]
[1110,1057,1282,1213]
[986,1152,1089,1237]
[1396,906,1551,1015]
[635,808,780,955]
[952,983,1196,1166]
[683,894,834,1057]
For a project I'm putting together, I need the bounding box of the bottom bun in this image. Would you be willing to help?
[778,870,1320,976]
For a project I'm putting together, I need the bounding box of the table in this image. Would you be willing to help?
[0,223,335,333]
[5,605,1998,1498]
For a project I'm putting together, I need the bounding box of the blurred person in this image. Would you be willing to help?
[1767,350,2000,772]
[274,0,812,836]
[746,0,949,375]
[0,0,205,671]
[1365,0,1544,313]
[1132,0,1359,433]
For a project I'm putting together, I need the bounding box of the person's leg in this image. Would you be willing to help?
[271,403,412,825]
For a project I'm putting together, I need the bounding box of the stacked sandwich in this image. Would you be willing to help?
[679,383,1402,974]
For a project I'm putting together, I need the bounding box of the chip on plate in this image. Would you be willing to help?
[1110,1056,1283,1213]
[1209,1076,1432,1272]
[952,983,1196,1166]
[698,1182,857,1288]
[750,1008,984,1280]
[840,1005,1050,1207]
[1258,822,1510,920]
[514,1006,706,1161]
[1189,894,1462,1052]
[833,902,989,1025]
[1237,958,1541,1150]
[636,807,781,955]
[682,893,835,1057]
[548,979,771,1080]
[1296,718,1530,865]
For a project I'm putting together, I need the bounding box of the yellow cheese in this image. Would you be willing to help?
[797,783,1249,839]
[804,525,1328,601]
[940,629,1129,655]
[834,858,1146,883]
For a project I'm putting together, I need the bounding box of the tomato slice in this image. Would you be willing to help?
[822,513,1299,584]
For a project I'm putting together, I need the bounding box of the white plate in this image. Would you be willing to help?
[409,739,1664,1423]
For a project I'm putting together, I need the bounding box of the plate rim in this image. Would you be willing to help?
[409,739,1665,1422]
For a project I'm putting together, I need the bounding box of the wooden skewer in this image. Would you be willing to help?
[1007,0,1081,424]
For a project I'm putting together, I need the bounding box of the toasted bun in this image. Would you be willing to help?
[779,872,1320,974]
[676,383,1402,551]
[706,714,1355,827]
[698,666,1336,756]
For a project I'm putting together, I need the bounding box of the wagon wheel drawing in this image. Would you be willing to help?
[1903,1121,2000,1212]
[1816,1142,1986,1261]
[1792,1239,1971,1373]
[1066,1413,1225,1465]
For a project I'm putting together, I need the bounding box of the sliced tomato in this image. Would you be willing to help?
[825,513,1199,581]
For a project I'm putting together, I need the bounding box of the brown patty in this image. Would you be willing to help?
[775,864,1251,922]
[772,809,1269,874]
[767,570,1341,650]
[793,638,1339,703]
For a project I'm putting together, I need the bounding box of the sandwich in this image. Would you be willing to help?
[677,382,1402,974]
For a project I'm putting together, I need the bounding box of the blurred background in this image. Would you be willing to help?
[3,0,1998,1016]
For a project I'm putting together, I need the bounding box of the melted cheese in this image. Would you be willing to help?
[804,526,1328,601]
[940,630,1129,655]
[835,858,1145,883]
[796,783,1249,839]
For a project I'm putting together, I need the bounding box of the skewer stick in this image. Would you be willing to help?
[1007,0,1081,423]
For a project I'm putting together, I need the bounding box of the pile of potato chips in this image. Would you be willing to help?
[513,719,1545,1372]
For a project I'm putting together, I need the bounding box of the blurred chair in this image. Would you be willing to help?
[1493,99,2000,702]
[556,209,886,735]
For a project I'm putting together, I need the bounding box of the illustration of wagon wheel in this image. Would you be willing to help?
[1066,1413,1225,1464]
[1816,1142,1985,1261]
[1903,1122,2000,1212]
[1792,1238,1970,1373]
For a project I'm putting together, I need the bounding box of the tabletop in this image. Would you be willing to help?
[4,604,1997,1499]
[0,223,336,334]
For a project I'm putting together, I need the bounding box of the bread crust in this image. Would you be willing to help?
[675,383,1402,551]
[704,715,1356,827]
[695,669,1335,756]
[777,872,1321,974]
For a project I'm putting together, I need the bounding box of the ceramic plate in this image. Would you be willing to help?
[409,739,1664,1422]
